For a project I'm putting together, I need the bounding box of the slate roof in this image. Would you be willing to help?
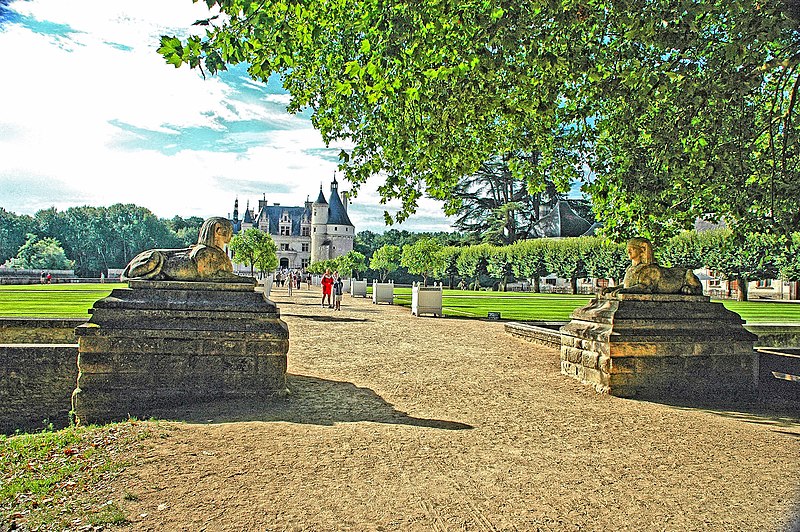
[531,200,591,238]
[254,205,311,236]
[315,186,328,204]
[327,187,353,226]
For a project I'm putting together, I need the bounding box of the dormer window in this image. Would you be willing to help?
[279,211,291,236]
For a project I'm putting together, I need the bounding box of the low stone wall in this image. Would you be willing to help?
[504,322,563,349]
[0,344,78,434]
[506,321,800,350]
[0,318,87,344]
[746,324,800,348]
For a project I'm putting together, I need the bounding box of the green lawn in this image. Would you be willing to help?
[1,283,799,323]
[388,287,800,323]
[0,283,124,318]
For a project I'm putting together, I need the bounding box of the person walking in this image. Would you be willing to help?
[287,271,293,296]
[321,269,334,308]
[332,272,344,311]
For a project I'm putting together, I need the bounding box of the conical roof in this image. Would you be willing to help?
[315,185,328,204]
[531,200,591,238]
[327,185,352,226]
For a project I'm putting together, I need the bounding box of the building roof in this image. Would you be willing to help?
[315,186,328,205]
[254,205,311,236]
[531,200,591,238]
[327,179,352,226]
[242,203,253,224]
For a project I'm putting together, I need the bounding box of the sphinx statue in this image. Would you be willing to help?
[121,216,247,282]
[603,237,703,296]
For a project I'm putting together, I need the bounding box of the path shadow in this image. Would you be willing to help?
[149,374,472,430]
[639,395,800,433]
[282,315,370,323]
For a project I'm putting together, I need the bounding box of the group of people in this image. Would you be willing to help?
[275,269,303,295]
[320,269,344,311]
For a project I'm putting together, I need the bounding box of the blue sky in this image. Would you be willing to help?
[0,0,454,232]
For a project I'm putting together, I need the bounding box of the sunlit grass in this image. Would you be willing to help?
[389,287,800,323]
[0,283,124,317]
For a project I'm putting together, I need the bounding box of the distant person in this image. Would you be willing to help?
[332,272,344,311]
[46,273,52,284]
[458,279,467,290]
[100,272,105,284]
[321,269,334,308]
[40,271,46,284]
[287,272,293,296]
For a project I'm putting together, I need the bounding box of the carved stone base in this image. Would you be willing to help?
[72,280,288,424]
[560,294,758,398]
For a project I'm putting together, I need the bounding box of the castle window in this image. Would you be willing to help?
[280,225,290,236]
[302,243,309,252]
[302,258,310,268]
[301,226,310,237]
[280,243,290,251]
[334,227,338,231]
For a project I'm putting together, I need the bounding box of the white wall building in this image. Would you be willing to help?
[230,177,355,270]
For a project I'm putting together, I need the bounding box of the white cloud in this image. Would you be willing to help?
[0,0,453,233]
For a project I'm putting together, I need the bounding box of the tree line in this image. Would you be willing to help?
[349,229,800,302]
[0,206,204,276]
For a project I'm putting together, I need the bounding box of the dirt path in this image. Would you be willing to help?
[111,286,800,531]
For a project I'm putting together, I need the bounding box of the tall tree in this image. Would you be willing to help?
[444,155,566,245]
[369,244,402,282]
[0,208,36,264]
[400,238,446,286]
[161,1,800,240]
[5,234,72,270]
[230,228,277,276]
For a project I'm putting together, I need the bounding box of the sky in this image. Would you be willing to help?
[0,0,455,233]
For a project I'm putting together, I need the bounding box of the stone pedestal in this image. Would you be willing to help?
[560,294,758,398]
[72,280,288,424]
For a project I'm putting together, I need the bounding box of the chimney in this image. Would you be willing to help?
[258,193,267,210]
[340,191,349,212]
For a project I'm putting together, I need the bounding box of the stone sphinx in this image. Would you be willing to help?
[121,216,245,282]
[603,237,703,296]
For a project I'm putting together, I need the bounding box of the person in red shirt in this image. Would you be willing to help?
[320,269,334,308]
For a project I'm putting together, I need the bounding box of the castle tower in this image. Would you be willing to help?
[310,184,329,263]
[324,176,355,262]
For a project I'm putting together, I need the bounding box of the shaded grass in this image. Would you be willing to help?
[0,421,158,529]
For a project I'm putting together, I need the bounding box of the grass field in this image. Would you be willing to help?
[1,283,799,323]
[388,287,800,323]
[0,283,124,318]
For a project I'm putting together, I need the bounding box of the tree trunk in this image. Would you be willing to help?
[737,277,749,301]
[570,276,578,294]
[533,276,541,293]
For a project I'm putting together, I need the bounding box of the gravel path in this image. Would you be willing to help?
[112,286,800,531]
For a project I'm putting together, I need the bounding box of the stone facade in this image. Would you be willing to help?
[231,177,354,270]
[0,318,86,343]
[560,293,758,398]
[0,345,78,433]
[73,279,289,425]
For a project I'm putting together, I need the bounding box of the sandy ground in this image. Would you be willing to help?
[109,286,800,531]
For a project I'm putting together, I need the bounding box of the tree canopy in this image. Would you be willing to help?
[161,1,800,239]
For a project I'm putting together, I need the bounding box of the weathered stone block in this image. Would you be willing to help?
[73,280,288,425]
[560,294,757,399]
